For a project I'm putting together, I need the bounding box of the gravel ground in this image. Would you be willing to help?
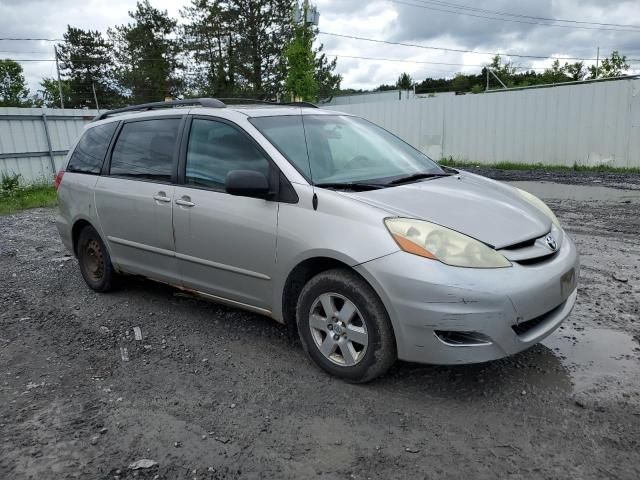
[459,167,640,190]
[1,172,639,479]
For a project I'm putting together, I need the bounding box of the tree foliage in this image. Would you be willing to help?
[284,18,317,101]
[57,26,122,108]
[35,77,72,108]
[396,72,413,89]
[589,50,629,79]
[0,59,30,107]
[181,0,296,99]
[110,0,182,104]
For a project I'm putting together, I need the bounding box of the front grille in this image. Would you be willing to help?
[515,252,557,266]
[501,237,537,250]
[512,301,565,336]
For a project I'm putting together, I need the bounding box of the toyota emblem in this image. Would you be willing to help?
[545,235,558,251]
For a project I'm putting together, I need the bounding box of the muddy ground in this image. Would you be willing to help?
[1,171,639,479]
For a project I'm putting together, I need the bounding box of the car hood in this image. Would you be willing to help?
[343,172,551,249]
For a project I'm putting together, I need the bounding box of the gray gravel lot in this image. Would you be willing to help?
[1,172,639,479]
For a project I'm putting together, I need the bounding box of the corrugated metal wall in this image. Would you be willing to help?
[328,78,640,168]
[2,80,639,186]
[0,108,98,184]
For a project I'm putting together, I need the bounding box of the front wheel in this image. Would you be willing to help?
[296,269,396,382]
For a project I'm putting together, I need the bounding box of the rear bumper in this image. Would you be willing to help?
[56,213,74,255]
[355,232,580,365]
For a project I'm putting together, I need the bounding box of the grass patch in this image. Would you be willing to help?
[0,184,57,215]
[439,158,640,174]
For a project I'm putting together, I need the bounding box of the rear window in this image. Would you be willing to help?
[67,122,118,174]
[109,118,181,182]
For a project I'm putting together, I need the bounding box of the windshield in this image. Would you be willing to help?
[250,115,444,185]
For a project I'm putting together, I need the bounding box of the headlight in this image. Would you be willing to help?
[384,218,511,268]
[515,188,560,228]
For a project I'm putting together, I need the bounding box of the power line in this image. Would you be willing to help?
[389,0,640,33]
[0,38,63,42]
[406,0,640,30]
[325,53,547,70]
[318,31,640,62]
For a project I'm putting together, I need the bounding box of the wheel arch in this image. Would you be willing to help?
[71,218,94,256]
[280,256,393,338]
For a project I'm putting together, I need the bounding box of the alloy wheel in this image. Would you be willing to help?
[308,292,369,366]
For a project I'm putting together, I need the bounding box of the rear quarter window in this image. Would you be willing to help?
[67,122,118,174]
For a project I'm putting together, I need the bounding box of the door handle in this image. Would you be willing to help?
[153,193,171,203]
[175,197,195,207]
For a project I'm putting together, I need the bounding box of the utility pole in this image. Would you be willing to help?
[54,46,64,109]
[487,69,507,90]
[486,68,489,91]
[91,82,99,110]
[595,47,600,79]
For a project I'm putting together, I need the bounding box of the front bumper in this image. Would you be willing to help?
[355,233,580,365]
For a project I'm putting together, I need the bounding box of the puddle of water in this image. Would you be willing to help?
[543,325,640,401]
[507,181,640,203]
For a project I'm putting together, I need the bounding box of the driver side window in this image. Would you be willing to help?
[186,119,270,191]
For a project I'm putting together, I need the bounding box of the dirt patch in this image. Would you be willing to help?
[1,178,639,479]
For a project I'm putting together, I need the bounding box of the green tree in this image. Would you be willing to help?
[110,1,182,103]
[540,59,571,84]
[0,59,30,107]
[35,77,72,108]
[181,0,237,97]
[396,72,413,89]
[451,73,471,92]
[589,50,630,79]
[314,43,341,100]
[565,61,586,81]
[488,55,516,87]
[57,26,122,108]
[231,0,293,98]
[284,14,317,101]
[182,0,293,99]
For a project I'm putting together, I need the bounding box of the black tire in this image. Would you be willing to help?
[296,268,396,382]
[77,225,118,292]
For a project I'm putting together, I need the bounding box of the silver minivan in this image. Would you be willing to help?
[56,98,579,382]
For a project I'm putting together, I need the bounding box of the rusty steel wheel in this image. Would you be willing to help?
[77,225,118,292]
[84,239,105,283]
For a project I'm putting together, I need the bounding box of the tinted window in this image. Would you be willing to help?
[67,122,118,174]
[185,119,270,190]
[110,118,181,181]
[249,116,311,179]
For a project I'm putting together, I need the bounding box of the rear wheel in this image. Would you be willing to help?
[77,225,118,292]
[296,269,396,382]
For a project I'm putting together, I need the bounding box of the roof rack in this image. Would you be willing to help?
[219,98,318,109]
[93,97,319,121]
[282,101,318,108]
[93,98,225,121]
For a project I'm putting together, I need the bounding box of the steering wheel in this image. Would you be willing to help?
[343,155,373,170]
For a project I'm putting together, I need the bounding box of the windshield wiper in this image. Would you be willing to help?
[314,182,387,191]
[388,172,453,185]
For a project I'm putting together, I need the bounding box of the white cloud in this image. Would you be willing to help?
[1,0,638,93]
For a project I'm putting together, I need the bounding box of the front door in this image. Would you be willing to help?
[95,117,182,283]
[173,117,278,311]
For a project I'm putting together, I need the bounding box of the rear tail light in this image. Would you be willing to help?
[54,170,65,190]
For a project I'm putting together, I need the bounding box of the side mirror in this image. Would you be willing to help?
[225,170,270,199]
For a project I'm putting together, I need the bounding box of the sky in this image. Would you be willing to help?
[1,0,639,93]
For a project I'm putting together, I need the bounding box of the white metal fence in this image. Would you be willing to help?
[0,108,99,185]
[327,78,640,169]
[1,79,639,186]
